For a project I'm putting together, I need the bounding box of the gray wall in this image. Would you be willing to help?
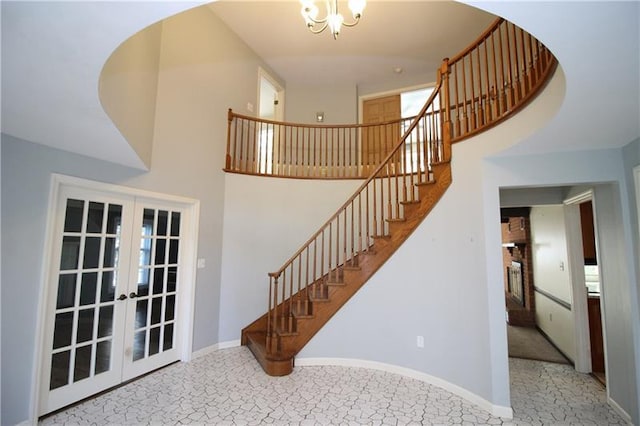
[0,5,283,424]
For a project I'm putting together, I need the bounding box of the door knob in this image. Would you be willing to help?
[117,294,127,301]
[129,292,138,299]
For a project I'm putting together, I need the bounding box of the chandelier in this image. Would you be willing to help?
[300,0,366,40]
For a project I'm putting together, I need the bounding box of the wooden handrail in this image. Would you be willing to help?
[226,109,435,179]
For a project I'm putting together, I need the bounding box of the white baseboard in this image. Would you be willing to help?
[295,357,513,419]
[608,396,633,425]
[191,339,241,359]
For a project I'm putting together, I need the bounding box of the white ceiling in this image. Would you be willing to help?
[208,1,496,86]
[1,1,638,168]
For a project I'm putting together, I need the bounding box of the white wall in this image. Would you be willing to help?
[530,205,575,361]
[219,174,362,342]
[285,83,357,125]
[0,5,283,424]
[99,21,163,169]
[485,150,640,423]
[622,137,640,423]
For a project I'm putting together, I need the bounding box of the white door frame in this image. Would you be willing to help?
[258,66,285,121]
[30,174,200,422]
[563,190,596,373]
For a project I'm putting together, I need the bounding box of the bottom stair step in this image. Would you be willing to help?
[244,330,294,376]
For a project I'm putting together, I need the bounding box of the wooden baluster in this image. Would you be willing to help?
[305,126,309,177]
[410,118,418,198]
[468,53,477,131]
[365,185,370,249]
[349,128,354,177]
[266,275,273,353]
[511,23,522,103]
[275,122,281,176]
[460,56,468,135]
[433,102,440,163]
[483,38,491,124]
[327,222,332,290]
[372,176,378,236]
[343,208,348,271]
[452,63,460,138]
[490,31,499,120]
[245,118,251,173]
[534,39,542,83]
[311,127,316,177]
[272,273,279,352]
[335,214,340,281]
[319,229,325,298]
[390,154,396,220]
[421,113,429,182]
[358,194,363,255]
[519,27,529,95]
[238,118,245,172]
[226,109,233,170]
[279,269,286,333]
[350,200,355,266]
[504,22,515,110]
[526,31,536,89]
[329,126,332,178]
[254,120,259,172]
[476,47,484,127]
[323,127,328,178]
[257,121,263,173]
[288,262,294,332]
[440,59,452,162]
[497,22,507,115]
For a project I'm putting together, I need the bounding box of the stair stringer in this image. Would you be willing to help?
[241,161,452,376]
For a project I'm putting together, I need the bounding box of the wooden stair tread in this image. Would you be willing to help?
[371,234,391,240]
[386,217,406,222]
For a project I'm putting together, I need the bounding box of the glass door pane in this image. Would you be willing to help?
[41,188,133,416]
[122,202,182,380]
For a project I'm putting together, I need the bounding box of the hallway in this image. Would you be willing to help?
[40,346,626,425]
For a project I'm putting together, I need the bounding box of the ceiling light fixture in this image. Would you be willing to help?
[300,0,366,40]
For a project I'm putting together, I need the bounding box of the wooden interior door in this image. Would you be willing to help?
[362,94,401,175]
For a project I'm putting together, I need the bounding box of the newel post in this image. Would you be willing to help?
[440,58,453,162]
[225,109,233,170]
[266,272,280,354]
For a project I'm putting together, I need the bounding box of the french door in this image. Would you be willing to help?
[39,184,191,415]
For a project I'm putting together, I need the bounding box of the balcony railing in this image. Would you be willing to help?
[225,18,556,180]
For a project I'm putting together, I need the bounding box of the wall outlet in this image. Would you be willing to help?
[416,335,424,348]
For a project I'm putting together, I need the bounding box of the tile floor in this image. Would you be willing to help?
[40,347,627,425]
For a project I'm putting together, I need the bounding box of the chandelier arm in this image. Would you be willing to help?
[305,15,328,24]
[307,22,329,34]
[341,16,361,28]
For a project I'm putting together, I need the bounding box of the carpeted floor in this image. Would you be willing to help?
[507,324,570,364]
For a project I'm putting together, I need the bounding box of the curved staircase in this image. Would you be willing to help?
[242,161,452,375]
[227,18,557,376]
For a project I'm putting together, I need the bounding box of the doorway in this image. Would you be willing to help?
[257,68,284,175]
[359,85,437,175]
[37,176,198,416]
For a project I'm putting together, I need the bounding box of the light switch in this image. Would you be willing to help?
[197,258,206,269]
[416,335,424,348]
